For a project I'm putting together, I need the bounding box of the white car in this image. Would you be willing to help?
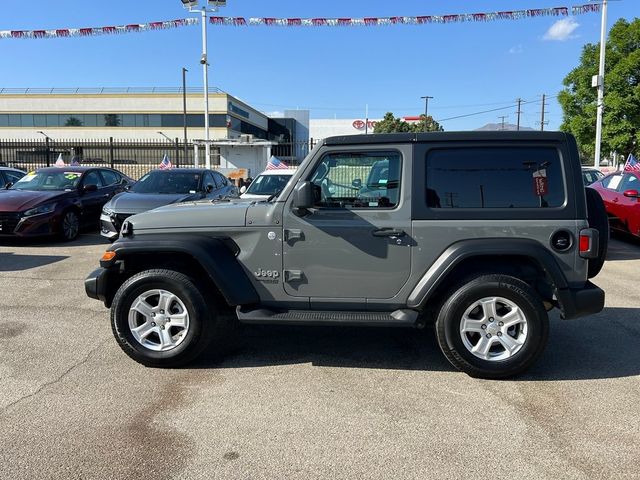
[240,170,295,201]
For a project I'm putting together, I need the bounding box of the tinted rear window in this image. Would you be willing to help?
[426,147,565,209]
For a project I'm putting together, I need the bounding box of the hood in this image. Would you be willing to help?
[128,198,250,231]
[0,189,70,212]
[105,191,199,214]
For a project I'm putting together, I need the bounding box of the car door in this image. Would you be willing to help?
[212,171,235,198]
[79,170,107,225]
[598,174,624,228]
[202,172,216,199]
[281,146,412,302]
[100,169,126,197]
[616,173,640,233]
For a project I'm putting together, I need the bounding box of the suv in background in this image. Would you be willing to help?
[240,170,295,201]
[86,132,607,379]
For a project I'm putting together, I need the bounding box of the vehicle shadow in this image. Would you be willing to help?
[194,307,640,381]
[0,252,68,271]
[0,231,107,249]
[606,235,640,261]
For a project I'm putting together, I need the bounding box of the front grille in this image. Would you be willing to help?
[0,212,21,234]
[112,213,133,232]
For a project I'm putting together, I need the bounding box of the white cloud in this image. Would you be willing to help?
[266,111,285,118]
[543,18,580,41]
[509,44,524,54]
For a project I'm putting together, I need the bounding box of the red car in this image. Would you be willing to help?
[0,166,133,241]
[589,170,640,238]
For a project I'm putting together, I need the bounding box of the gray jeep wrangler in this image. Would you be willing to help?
[85,132,607,379]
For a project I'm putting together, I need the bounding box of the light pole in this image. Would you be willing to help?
[421,96,433,132]
[182,1,227,170]
[157,131,173,143]
[182,67,189,164]
[593,0,608,167]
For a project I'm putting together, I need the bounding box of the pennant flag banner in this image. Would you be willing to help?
[210,4,600,27]
[0,4,601,40]
[0,18,199,40]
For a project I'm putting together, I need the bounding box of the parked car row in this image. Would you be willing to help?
[0,166,296,242]
[589,170,640,239]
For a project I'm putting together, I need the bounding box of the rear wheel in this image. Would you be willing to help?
[111,269,233,367]
[585,187,609,278]
[435,274,549,379]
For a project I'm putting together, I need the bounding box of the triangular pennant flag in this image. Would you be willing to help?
[54,153,65,167]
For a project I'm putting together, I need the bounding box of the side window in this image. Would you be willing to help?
[426,147,565,209]
[310,151,401,209]
[213,172,227,188]
[83,171,104,188]
[601,174,622,190]
[100,170,120,186]
[6,171,24,184]
[204,172,216,189]
[619,174,639,192]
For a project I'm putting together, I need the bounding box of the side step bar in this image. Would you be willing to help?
[236,306,420,327]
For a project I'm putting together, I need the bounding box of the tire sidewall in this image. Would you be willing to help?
[440,277,548,377]
[61,210,80,241]
[112,273,207,363]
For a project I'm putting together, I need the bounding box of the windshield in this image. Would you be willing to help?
[11,171,82,191]
[132,171,201,194]
[245,174,293,196]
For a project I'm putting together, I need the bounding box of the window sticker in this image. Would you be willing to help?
[21,173,37,182]
[608,176,622,190]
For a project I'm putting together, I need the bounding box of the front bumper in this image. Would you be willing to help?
[0,212,59,237]
[85,267,112,306]
[557,281,605,320]
[100,213,119,240]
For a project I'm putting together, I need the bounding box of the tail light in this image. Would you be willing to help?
[579,228,599,259]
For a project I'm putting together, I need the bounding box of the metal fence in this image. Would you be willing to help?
[0,138,318,179]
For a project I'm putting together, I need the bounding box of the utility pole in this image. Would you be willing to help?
[594,0,608,167]
[516,98,523,131]
[540,94,547,131]
[498,116,508,131]
[421,95,434,132]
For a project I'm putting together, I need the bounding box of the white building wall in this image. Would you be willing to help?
[310,119,380,140]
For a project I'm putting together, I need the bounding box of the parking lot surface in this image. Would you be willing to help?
[1,233,639,480]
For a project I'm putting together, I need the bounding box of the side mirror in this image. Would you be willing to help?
[240,186,247,194]
[206,184,214,194]
[4,182,13,190]
[352,178,362,189]
[124,184,131,191]
[83,184,98,193]
[623,189,639,198]
[292,181,314,213]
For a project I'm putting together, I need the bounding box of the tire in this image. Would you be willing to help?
[585,187,609,278]
[435,274,549,379]
[60,210,80,241]
[110,269,233,367]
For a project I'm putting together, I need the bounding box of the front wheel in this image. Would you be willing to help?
[435,274,549,379]
[60,210,80,241]
[111,269,220,367]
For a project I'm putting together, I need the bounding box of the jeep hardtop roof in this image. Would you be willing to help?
[323,131,570,146]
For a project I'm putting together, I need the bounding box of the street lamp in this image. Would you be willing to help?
[157,131,173,143]
[181,0,228,169]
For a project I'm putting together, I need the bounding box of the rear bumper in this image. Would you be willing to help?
[557,281,605,320]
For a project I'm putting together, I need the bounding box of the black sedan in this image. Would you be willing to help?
[0,167,133,241]
[100,168,237,240]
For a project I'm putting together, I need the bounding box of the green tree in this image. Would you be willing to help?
[373,112,443,134]
[64,116,83,127]
[104,114,121,127]
[559,18,640,162]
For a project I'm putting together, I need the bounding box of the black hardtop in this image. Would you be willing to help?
[323,131,571,146]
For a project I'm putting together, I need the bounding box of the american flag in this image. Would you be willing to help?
[624,154,640,172]
[266,156,288,170]
[159,154,172,170]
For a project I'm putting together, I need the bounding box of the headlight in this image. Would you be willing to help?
[23,203,57,217]
[102,206,114,215]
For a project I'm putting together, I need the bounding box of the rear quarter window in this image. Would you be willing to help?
[426,147,565,209]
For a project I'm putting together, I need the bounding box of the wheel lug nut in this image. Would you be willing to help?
[498,321,504,327]
[497,332,502,337]
[151,313,156,317]
[489,317,494,323]
[160,310,165,314]
[151,322,156,327]
[486,333,492,338]
[481,324,487,330]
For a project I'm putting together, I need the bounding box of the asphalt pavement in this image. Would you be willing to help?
[0,233,639,480]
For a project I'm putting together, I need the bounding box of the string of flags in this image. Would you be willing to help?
[0,4,601,40]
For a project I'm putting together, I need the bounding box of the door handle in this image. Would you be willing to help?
[372,228,406,238]
[613,198,619,203]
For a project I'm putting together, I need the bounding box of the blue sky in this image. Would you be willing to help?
[0,1,636,130]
